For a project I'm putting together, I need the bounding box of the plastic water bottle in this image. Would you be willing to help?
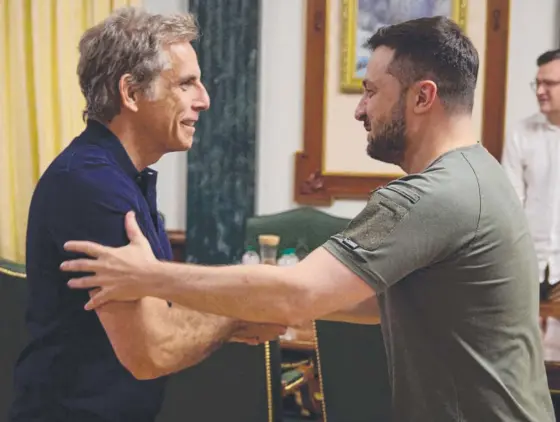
[277,248,299,266]
[278,248,299,341]
[241,246,260,265]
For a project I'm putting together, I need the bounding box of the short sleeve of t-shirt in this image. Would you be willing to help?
[322,170,481,294]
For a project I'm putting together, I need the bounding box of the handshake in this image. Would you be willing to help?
[229,322,288,346]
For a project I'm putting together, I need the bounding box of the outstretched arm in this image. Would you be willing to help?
[501,130,526,205]
[62,212,377,327]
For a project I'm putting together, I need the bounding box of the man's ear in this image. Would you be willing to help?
[413,80,437,114]
[119,74,139,113]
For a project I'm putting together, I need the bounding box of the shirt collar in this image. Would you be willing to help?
[534,113,560,132]
[83,119,157,181]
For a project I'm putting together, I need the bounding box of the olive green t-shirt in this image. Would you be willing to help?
[323,144,554,422]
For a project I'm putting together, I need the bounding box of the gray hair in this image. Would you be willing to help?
[77,6,199,123]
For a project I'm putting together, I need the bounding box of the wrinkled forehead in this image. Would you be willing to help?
[161,42,201,80]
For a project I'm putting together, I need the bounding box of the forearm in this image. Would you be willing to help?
[147,261,318,326]
[99,297,239,379]
[319,297,381,325]
[144,303,239,375]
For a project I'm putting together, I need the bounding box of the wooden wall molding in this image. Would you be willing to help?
[294,0,510,206]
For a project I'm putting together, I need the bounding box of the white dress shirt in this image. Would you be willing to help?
[502,113,560,284]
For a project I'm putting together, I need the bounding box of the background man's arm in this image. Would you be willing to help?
[501,130,526,205]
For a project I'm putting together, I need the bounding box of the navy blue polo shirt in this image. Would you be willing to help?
[10,120,172,422]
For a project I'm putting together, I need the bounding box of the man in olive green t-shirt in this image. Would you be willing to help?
[323,142,552,421]
[58,16,555,421]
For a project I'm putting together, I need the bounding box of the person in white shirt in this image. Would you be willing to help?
[502,49,560,301]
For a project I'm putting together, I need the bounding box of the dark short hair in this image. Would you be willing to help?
[537,49,560,67]
[366,16,479,113]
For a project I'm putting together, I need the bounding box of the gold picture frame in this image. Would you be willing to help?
[340,0,469,92]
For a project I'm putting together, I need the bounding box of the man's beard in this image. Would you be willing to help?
[366,96,406,165]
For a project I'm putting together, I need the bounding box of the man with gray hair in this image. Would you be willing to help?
[9,7,283,422]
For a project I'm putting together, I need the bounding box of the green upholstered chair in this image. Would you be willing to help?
[245,207,391,421]
[0,259,28,420]
[245,207,350,259]
[156,341,283,422]
[314,321,391,421]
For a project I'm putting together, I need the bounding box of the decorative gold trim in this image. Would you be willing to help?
[340,0,469,93]
[312,321,328,422]
[340,0,357,93]
[0,266,26,279]
[264,341,274,422]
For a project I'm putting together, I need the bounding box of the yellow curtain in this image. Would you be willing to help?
[0,0,141,263]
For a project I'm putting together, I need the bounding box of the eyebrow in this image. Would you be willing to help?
[177,75,198,85]
[362,79,376,89]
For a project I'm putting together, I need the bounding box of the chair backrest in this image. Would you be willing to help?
[246,207,391,421]
[0,259,28,420]
[157,342,283,422]
[314,321,391,421]
[245,207,350,255]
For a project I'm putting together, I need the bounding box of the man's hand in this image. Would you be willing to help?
[230,323,288,345]
[61,211,159,310]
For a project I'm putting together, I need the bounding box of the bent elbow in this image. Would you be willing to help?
[129,366,161,381]
[118,357,163,380]
[113,349,169,380]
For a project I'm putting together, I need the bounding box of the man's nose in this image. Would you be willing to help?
[355,101,366,121]
[536,82,548,97]
[194,84,210,111]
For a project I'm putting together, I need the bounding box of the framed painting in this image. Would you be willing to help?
[294,0,510,206]
[341,0,469,92]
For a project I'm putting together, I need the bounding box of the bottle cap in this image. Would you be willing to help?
[258,234,280,246]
